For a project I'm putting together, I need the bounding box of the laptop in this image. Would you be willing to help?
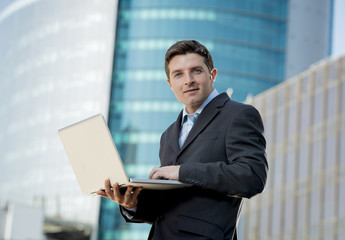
[58,114,191,195]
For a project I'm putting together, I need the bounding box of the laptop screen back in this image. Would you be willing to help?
[58,114,129,195]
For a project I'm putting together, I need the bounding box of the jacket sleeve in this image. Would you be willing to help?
[120,189,167,224]
[179,105,268,198]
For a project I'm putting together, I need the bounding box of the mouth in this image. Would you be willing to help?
[184,88,199,94]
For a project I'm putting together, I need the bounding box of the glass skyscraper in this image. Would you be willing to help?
[98,0,287,239]
[0,0,117,238]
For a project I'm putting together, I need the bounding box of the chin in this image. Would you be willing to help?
[187,101,202,110]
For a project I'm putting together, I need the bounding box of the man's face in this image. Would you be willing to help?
[167,53,217,113]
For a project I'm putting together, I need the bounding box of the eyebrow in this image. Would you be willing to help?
[170,65,204,75]
[191,66,203,70]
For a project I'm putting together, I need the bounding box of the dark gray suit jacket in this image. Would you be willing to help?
[121,93,268,240]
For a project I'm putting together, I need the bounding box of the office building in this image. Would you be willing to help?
[0,0,117,238]
[240,55,345,239]
[0,202,43,239]
[285,0,333,78]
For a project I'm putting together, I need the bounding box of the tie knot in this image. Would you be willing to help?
[179,112,199,148]
[183,113,199,124]
[189,113,199,123]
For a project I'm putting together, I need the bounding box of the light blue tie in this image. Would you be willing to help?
[179,113,199,148]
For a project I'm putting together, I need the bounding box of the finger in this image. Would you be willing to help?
[96,190,108,198]
[149,167,159,179]
[125,186,142,208]
[131,187,143,200]
[104,179,112,191]
[151,169,164,180]
[104,179,113,196]
[113,183,122,203]
[124,186,134,200]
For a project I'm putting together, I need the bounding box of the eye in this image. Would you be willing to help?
[173,72,182,78]
[193,69,202,73]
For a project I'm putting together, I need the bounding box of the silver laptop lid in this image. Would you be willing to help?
[58,114,129,195]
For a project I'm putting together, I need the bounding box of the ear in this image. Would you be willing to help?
[167,78,172,87]
[210,68,217,82]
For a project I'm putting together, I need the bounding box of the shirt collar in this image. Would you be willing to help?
[181,89,219,125]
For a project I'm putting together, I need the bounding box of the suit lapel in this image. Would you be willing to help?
[178,93,229,157]
[169,111,183,155]
[179,108,219,154]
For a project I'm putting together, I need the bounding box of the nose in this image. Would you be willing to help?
[184,73,194,85]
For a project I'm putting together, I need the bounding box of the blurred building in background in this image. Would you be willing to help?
[240,55,345,239]
[0,0,117,238]
[0,0,337,239]
[284,0,334,79]
[0,202,43,239]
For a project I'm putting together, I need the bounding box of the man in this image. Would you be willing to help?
[97,40,268,239]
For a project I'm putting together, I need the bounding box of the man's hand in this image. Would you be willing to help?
[96,179,142,209]
[149,165,180,180]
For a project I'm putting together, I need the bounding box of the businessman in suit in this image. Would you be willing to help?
[97,40,268,239]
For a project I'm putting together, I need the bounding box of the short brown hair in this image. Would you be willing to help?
[164,40,214,78]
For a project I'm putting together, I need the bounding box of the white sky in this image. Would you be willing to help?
[332,0,345,57]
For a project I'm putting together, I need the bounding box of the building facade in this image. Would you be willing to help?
[0,0,117,237]
[240,55,345,239]
[284,0,334,78]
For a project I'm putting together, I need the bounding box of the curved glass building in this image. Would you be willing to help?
[0,0,117,234]
[99,0,287,239]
